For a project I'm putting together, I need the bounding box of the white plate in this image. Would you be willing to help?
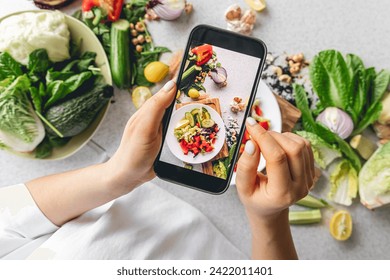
[166,104,226,164]
[231,80,282,185]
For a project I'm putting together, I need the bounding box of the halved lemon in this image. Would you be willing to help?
[132,86,152,109]
[175,119,190,130]
[329,210,353,241]
[245,0,267,12]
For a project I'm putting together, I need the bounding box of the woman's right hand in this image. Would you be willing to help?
[236,117,315,259]
[236,117,315,222]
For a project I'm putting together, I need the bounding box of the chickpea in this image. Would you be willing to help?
[136,45,143,52]
[131,29,138,37]
[132,38,139,45]
[135,22,145,32]
[137,34,145,44]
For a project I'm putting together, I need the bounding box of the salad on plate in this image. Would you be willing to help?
[174,107,219,157]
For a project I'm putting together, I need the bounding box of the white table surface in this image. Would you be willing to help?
[1,0,390,259]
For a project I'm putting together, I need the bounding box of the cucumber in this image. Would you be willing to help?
[289,209,322,225]
[185,112,195,126]
[45,84,113,137]
[296,194,328,208]
[201,119,215,128]
[110,19,132,88]
[191,108,199,115]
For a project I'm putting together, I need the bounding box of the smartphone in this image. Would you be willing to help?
[154,25,267,194]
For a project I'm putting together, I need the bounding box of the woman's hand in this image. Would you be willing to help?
[236,117,315,259]
[106,80,177,196]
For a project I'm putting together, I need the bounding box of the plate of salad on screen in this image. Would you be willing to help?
[166,104,226,164]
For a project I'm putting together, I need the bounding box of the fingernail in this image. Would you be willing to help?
[244,140,255,155]
[163,80,175,91]
[246,117,257,126]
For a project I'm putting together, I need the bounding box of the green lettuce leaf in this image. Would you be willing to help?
[0,75,45,152]
[346,54,366,116]
[44,71,94,109]
[328,159,358,206]
[27,49,53,83]
[310,50,352,110]
[293,84,317,132]
[353,69,390,134]
[0,52,23,80]
[359,142,390,209]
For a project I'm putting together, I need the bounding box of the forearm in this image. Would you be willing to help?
[248,209,298,260]
[25,162,131,227]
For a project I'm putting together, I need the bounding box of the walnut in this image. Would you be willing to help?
[225,4,242,21]
[225,5,257,36]
[230,96,246,113]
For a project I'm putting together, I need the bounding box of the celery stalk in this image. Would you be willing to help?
[296,194,328,208]
[289,209,322,225]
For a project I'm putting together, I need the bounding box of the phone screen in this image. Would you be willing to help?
[159,42,262,180]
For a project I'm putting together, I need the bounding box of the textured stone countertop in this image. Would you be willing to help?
[1,0,389,259]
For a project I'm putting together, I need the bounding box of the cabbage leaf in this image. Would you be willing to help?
[328,159,358,206]
[359,142,390,209]
[0,75,45,152]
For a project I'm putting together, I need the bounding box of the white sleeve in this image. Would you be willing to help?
[0,183,59,259]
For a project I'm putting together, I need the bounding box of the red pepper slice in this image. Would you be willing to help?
[82,0,124,22]
[191,44,213,66]
[254,105,263,116]
[259,120,270,130]
[242,129,250,144]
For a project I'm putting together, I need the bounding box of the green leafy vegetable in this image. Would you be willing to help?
[122,1,148,23]
[359,142,390,209]
[60,51,97,73]
[30,87,42,113]
[328,159,358,206]
[27,49,52,83]
[35,137,53,159]
[0,75,45,152]
[44,71,94,109]
[296,131,341,169]
[0,52,23,80]
[310,50,352,110]
[34,135,71,159]
[293,84,317,132]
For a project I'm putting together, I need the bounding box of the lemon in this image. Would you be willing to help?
[245,0,267,12]
[132,86,152,109]
[175,119,190,130]
[188,88,200,99]
[144,61,169,83]
[329,210,353,241]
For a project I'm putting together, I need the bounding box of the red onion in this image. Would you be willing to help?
[210,67,227,87]
[147,0,185,21]
[316,107,354,139]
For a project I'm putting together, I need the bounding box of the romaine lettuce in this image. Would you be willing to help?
[0,75,45,152]
[359,142,390,209]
